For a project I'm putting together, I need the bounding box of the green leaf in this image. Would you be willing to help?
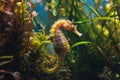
[71,41,91,48]
[52,9,58,16]
[74,17,114,24]
[0,55,14,66]
[0,55,13,59]
[0,59,13,66]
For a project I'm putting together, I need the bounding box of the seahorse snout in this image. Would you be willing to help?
[71,26,82,37]
[73,30,82,37]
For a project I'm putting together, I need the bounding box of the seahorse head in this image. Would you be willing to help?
[62,20,82,37]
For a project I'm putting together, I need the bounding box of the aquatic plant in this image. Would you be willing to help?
[0,0,34,74]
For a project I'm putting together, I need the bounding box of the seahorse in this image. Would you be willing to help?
[41,20,81,73]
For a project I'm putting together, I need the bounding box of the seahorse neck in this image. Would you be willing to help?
[50,20,66,37]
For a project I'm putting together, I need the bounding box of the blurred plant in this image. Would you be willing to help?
[0,0,35,74]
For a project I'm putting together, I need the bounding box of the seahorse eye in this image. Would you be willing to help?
[71,25,75,31]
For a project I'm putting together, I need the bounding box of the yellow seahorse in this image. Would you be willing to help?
[41,20,81,73]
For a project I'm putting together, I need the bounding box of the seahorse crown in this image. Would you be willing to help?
[62,20,82,37]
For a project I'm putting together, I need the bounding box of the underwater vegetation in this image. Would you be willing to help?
[0,0,120,80]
